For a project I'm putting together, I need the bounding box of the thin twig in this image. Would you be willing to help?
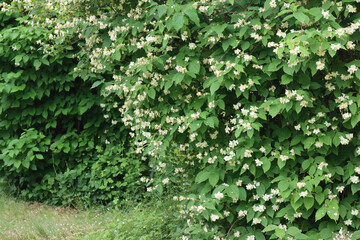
[226,217,240,237]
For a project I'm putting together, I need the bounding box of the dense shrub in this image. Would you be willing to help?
[0,4,149,206]
[3,0,360,239]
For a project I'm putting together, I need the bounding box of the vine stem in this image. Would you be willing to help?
[226,217,240,238]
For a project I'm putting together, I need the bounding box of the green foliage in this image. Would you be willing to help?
[0,5,149,206]
[2,0,360,239]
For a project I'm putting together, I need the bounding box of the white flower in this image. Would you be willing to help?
[297,182,306,189]
[316,60,325,70]
[269,0,276,7]
[162,178,170,184]
[294,212,303,218]
[189,43,196,50]
[243,54,252,61]
[252,218,261,224]
[299,190,308,198]
[244,149,253,158]
[259,146,266,153]
[238,210,247,217]
[289,46,300,55]
[247,235,255,240]
[318,162,328,170]
[336,186,345,193]
[346,5,357,13]
[214,192,224,200]
[322,10,330,19]
[350,176,359,184]
[348,65,358,75]
[330,43,341,51]
[234,231,240,237]
[339,136,349,145]
[352,209,359,216]
[242,163,249,170]
[197,205,205,213]
[208,101,215,108]
[315,141,323,148]
[347,41,356,50]
[344,219,352,226]
[210,214,220,222]
[253,204,266,212]
[255,159,263,166]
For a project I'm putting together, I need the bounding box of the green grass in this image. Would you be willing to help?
[0,193,114,240]
[0,186,186,240]
[84,198,186,240]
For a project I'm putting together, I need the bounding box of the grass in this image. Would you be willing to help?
[84,198,185,240]
[0,185,186,240]
[0,193,114,240]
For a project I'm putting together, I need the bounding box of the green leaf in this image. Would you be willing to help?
[158,5,167,19]
[309,8,322,21]
[262,159,271,173]
[210,81,220,95]
[195,171,209,183]
[34,59,41,68]
[22,160,30,169]
[209,172,219,186]
[14,160,21,169]
[320,228,333,239]
[304,137,315,149]
[188,60,200,74]
[91,81,104,89]
[281,74,292,84]
[278,180,289,191]
[351,114,360,128]
[225,185,240,199]
[174,72,185,84]
[351,183,360,194]
[112,50,121,61]
[288,226,301,236]
[327,200,339,221]
[269,104,282,117]
[315,206,326,221]
[267,59,282,72]
[173,13,185,31]
[148,88,156,99]
[304,197,314,210]
[239,187,247,200]
[315,192,324,204]
[263,224,277,232]
[183,7,199,26]
[294,11,310,24]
